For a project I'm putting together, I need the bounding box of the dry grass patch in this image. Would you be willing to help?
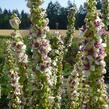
[0,29,80,37]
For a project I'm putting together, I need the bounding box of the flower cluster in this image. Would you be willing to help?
[69,0,109,109]
[66,6,84,109]
[9,69,22,108]
[80,16,107,76]
[49,31,64,108]
[6,42,22,109]
[9,15,28,65]
[9,15,21,30]
[9,14,30,108]
[68,67,81,109]
[68,52,85,109]
[31,26,53,88]
[80,0,109,108]
[80,14,107,37]
[27,0,52,108]
[15,41,28,63]
[65,6,76,50]
[94,14,107,37]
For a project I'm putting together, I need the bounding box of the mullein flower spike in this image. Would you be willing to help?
[27,0,52,108]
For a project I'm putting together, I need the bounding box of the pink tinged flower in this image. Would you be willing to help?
[14,88,21,95]
[44,26,50,32]
[39,47,47,55]
[34,41,39,48]
[16,41,23,49]
[99,48,105,54]
[40,63,50,71]
[95,60,100,65]
[94,42,101,48]
[80,25,87,32]
[12,42,16,47]
[98,38,103,43]
[82,57,90,70]
[94,20,100,27]
[37,29,42,36]
[41,40,49,47]
[84,63,90,70]
[98,28,107,36]
[19,54,28,63]
[96,55,104,61]
[102,105,109,109]
[94,16,101,27]
[43,56,51,63]
[97,49,105,60]
[87,48,94,55]
[79,45,84,51]
[94,52,99,58]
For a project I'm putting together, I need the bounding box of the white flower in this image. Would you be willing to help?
[45,67,52,75]
[56,96,61,100]
[48,96,55,104]
[55,50,59,54]
[102,43,107,48]
[102,69,106,74]
[16,96,21,104]
[98,38,103,43]
[23,54,28,63]
[44,26,50,32]
[18,52,25,58]
[15,88,21,95]
[21,45,26,51]
[79,31,84,37]
[10,69,14,74]
[18,54,28,63]
[16,41,23,46]
[87,55,93,62]
[94,52,98,58]
[47,46,52,52]
[9,17,21,29]
[42,34,46,38]
[102,105,109,109]
[48,79,53,87]
[99,60,106,67]
[52,61,57,66]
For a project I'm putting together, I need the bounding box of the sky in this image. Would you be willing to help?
[0,0,86,13]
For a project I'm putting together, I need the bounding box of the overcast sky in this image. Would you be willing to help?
[0,0,86,12]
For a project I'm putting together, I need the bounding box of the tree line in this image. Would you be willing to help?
[0,0,102,29]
